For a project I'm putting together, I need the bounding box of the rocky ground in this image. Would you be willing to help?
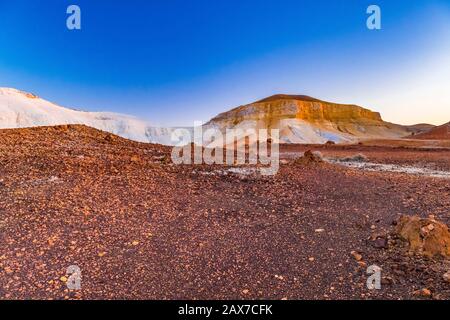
[281,142,450,171]
[0,125,449,300]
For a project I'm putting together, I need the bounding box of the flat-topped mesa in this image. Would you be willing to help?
[210,94,383,125]
[207,94,407,144]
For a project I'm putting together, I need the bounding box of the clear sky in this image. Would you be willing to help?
[0,0,449,126]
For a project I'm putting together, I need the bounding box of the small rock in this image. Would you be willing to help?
[420,224,435,237]
[242,289,249,295]
[315,229,325,233]
[294,150,323,165]
[443,271,450,283]
[308,257,315,262]
[373,237,388,249]
[48,176,60,183]
[130,155,140,163]
[381,277,394,285]
[413,288,432,298]
[351,251,362,261]
[104,134,116,142]
[60,276,68,283]
[357,261,367,268]
[4,267,13,274]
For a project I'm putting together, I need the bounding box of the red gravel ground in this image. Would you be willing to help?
[0,125,449,300]
[281,143,450,171]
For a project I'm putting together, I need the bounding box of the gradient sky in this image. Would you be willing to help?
[0,0,449,126]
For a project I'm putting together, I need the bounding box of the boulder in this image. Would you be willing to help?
[394,215,450,258]
[294,150,324,165]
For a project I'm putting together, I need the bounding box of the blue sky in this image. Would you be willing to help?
[0,0,449,126]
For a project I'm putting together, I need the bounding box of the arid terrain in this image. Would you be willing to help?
[1,125,449,300]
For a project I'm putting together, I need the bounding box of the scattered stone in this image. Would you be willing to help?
[4,267,13,274]
[153,155,168,163]
[294,150,323,165]
[443,271,450,283]
[130,155,140,163]
[394,215,450,258]
[413,288,432,298]
[373,237,388,249]
[357,261,367,268]
[351,251,363,261]
[104,134,117,142]
[420,224,435,237]
[381,277,394,285]
[48,176,60,183]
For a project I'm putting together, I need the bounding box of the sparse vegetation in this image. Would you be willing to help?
[340,153,368,162]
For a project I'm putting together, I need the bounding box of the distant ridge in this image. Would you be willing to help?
[411,122,450,140]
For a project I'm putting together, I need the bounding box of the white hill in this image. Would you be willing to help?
[0,88,178,145]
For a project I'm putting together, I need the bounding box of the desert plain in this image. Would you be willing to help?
[0,125,449,300]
